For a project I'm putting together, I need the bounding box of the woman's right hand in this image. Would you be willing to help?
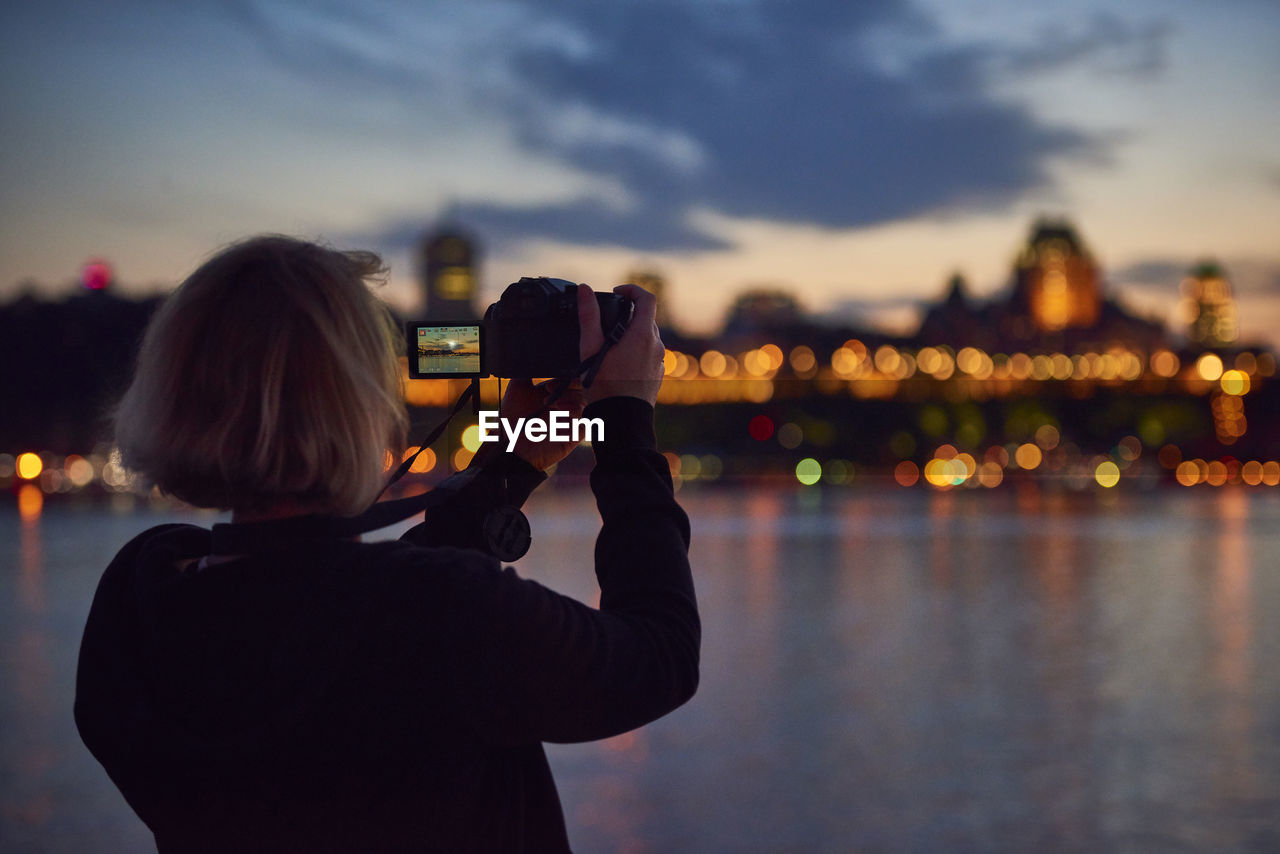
[577,283,666,406]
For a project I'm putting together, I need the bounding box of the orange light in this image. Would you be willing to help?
[1220,370,1250,396]
[789,345,816,374]
[408,447,436,474]
[18,483,43,522]
[663,452,681,478]
[1196,353,1224,382]
[1015,443,1042,470]
[1175,461,1200,486]
[16,452,43,480]
[700,350,727,378]
[894,460,920,487]
[1150,350,1180,378]
[759,344,784,371]
[65,454,94,488]
[1034,425,1060,450]
[831,346,860,377]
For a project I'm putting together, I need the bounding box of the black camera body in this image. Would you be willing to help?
[407,276,634,380]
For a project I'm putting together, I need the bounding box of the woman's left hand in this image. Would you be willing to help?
[499,378,588,471]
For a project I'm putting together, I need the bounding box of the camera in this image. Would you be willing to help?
[407,277,634,379]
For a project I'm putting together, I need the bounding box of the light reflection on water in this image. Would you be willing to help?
[2,488,1279,852]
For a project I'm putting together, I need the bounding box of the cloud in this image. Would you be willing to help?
[237,0,1147,252]
[1114,256,1280,296]
[995,13,1173,77]
[1112,259,1190,285]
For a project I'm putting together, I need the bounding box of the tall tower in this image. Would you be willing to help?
[418,226,479,321]
[1012,219,1101,333]
[1181,260,1237,347]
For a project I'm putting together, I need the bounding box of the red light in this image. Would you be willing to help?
[748,414,774,441]
[82,260,112,291]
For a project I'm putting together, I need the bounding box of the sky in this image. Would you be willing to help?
[3,0,1278,345]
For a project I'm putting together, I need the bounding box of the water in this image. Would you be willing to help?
[3,487,1280,853]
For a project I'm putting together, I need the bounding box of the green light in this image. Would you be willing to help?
[795,458,822,486]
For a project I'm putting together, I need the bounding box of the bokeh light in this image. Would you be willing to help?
[789,346,816,374]
[663,452,681,478]
[1196,353,1224,382]
[699,455,723,481]
[1034,424,1060,450]
[1150,350,1180,377]
[1095,461,1121,488]
[65,454,94,488]
[461,424,483,453]
[748,414,775,441]
[894,460,920,487]
[17,452,43,480]
[405,446,436,474]
[777,422,803,450]
[795,458,822,486]
[662,349,678,376]
[977,461,1003,488]
[823,459,854,485]
[1014,443,1043,470]
[1219,369,1250,396]
[679,454,703,480]
[1175,460,1200,486]
[700,350,727,378]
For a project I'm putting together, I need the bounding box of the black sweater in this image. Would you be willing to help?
[75,397,699,853]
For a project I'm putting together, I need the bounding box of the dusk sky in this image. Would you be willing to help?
[4,0,1278,345]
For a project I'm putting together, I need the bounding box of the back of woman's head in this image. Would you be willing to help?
[115,235,408,516]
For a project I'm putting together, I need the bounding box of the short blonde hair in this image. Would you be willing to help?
[115,235,408,516]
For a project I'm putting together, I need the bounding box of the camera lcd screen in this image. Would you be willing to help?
[407,323,484,378]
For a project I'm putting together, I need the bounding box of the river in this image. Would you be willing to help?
[3,486,1279,852]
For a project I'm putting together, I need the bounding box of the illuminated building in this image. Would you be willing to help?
[1012,219,1101,333]
[418,226,479,321]
[5,217,1279,491]
[1181,260,1237,348]
[917,219,1167,354]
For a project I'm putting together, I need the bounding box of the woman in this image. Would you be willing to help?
[75,236,699,853]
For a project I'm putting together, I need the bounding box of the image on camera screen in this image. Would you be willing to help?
[414,325,482,376]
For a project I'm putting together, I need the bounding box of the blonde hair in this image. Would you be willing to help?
[115,235,408,516]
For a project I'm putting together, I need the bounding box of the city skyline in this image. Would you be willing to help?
[3,1,1278,346]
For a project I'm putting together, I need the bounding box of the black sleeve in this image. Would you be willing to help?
[470,396,700,744]
[399,451,546,555]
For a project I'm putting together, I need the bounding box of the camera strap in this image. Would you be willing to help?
[581,313,630,390]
